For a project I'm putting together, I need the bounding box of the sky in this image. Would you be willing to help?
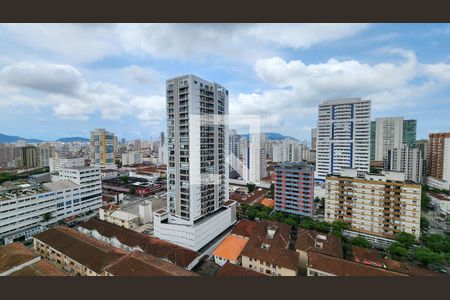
[0,23,450,142]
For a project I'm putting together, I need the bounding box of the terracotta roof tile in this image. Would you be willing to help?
[216,262,266,277]
[79,219,200,268]
[0,242,38,274]
[213,235,248,262]
[296,228,343,258]
[9,260,67,276]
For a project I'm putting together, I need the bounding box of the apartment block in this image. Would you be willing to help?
[324,169,421,239]
[426,132,450,190]
[316,98,371,180]
[121,151,143,166]
[0,166,102,244]
[385,145,423,183]
[274,162,314,217]
[90,128,115,168]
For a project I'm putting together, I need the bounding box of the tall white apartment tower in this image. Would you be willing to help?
[242,133,267,183]
[153,75,236,251]
[157,131,167,165]
[229,129,241,179]
[374,117,404,161]
[315,98,371,181]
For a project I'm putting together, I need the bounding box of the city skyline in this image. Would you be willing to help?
[1,24,450,141]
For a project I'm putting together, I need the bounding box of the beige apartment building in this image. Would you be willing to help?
[325,169,421,239]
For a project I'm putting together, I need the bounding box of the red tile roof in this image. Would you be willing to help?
[104,251,198,276]
[9,260,67,276]
[231,220,257,238]
[296,228,343,258]
[308,252,406,276]
[0,242,39,274]
[79,219,200,268]
[241,220,298,270]
[216,262,266,277]
[34,226,127,274]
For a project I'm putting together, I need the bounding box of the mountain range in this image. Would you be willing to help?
[0,133,89,143]
[239,132,300,141]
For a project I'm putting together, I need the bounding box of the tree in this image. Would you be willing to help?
[246,183,256,193]
[414,247,444,267]
[284,218,297,226]
[388,242,409,260]
[420,234,450,253]
[331,220,350,237]
[351,236,372,248]
[268,183,274,198]
[421,191,431,211]
[420,217,430,233]
[121,176,130,184]
[42,212,52,222]
[395,232,417,248]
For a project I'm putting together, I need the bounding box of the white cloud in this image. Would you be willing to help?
[0,61,84,95]
[123,65,161,85]
[1,24,369,63]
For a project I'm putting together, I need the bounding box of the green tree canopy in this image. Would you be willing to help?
[351,236,372,248]
[246,183,256,193]
[394,232,417,248]
[414,246,444,267]
[388,242,409,261]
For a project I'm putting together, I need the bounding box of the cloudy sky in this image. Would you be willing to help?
[0,24,450,142]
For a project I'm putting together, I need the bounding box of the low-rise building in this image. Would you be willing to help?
[307,252,406,276]
[103,251,198,276]
[428,192,450,216]
[33,226,127,276]
[216,262,266,277]
[78,218,201,269]
[295,228,343,270]
[121,152,143,166]
[0,242,66,276]
[240,220,298,276]
[213,235,249,266]
[107,210,140,229]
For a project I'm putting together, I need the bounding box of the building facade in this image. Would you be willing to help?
[274,162,314,217]
[90,128,115,168]
[385,145,423,183]
[153,74,236,251]
[374,117,404,162]
[242,133,268,183]
[121,151,143,166]
[316,98,371,180]
[426,132,450,190]
[0,166,102,244]
[325,169,421,239]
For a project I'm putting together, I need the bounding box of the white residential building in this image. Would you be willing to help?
[374,117,404,161]
[0,166,102,244]
[49,157,85,173]
[242,133,267,183]
[90,128,116,168]
[121,151,143,166]
[386,145,423,183]
[316,98,371,181]
[157,132,167,165]
[153,74,236,251]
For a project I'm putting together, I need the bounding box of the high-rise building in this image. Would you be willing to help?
[374,117,404,162]
[153,75,236,251]
[121,151,143,166]
[37,144,55,168]
[229,129,241,179]
[19,146,38,168]
[157,132,167,165]
[403,119,417,148]
[242,133,267,183]
[274,162,314,217]
[272,139,304,163]
[385,145,423,183]
[417,139,428,178]
[425,132,450,190]
[311,128,317,151]
[370,121,376,161]
[315,98,371,181]
[325,169,421,239]
[90,128,115,168]
[372,118,418,162]
[134,139,142,151]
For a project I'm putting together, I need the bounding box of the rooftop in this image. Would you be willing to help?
[231,220,257,238]
[429,192,450,201]
[308,252,406,276]
[43,179,78,191]
[216,262,266,277]
[260,198,275,208]
[34,226,127,274]
[9,259,67,276]
[104,251,198,276]
[241,220,298,270]
[213,235,249,262]
[295,228,343,258]
[79,218,200,268]
[110,210,138,222]
[0,242,38,274]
